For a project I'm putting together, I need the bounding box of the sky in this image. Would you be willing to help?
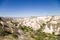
[0,0,60,17]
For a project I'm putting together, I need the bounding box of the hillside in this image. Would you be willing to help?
[0,16,60,40]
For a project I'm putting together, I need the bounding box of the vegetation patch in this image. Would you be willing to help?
[2,31,12,36]
[20,26,34,32]
[11,21,19,26]
[12,33,18,38]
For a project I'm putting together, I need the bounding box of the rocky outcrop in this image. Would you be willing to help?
[0,16,60,40]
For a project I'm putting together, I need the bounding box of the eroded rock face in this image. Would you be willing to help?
[15,16,60,34]
[0,16,60,40]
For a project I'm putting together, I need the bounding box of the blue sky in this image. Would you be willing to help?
[0,0,60,17]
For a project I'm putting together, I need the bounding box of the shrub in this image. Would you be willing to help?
[56,34,60,40]
[12,33,18,38]
[20,26,34,32]
[2,31,12,36]
[11,21,19,26]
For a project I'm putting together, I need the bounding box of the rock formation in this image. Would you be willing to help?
[0,16,60,40]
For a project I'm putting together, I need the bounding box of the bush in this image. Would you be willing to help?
[12,33,18,38]
[56,34,60,40]
[11,21,19,26]
[20,26,34,32]
[2,31,12,36]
